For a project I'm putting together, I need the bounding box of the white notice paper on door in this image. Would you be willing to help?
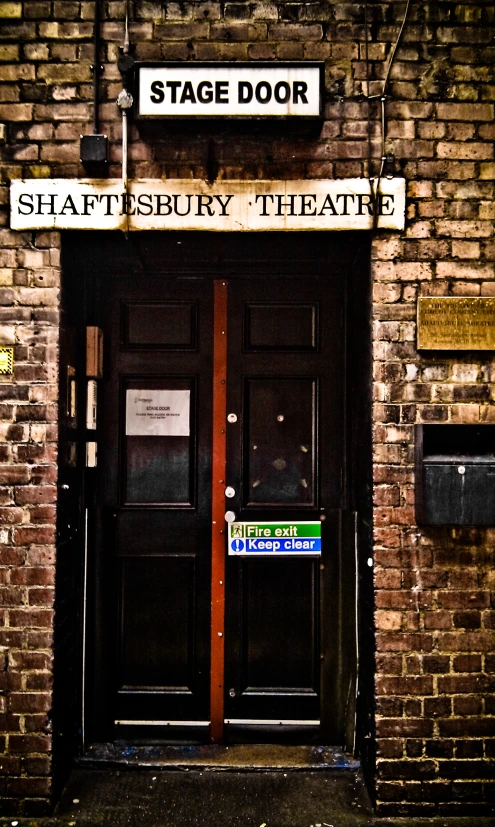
[126,389,190,436]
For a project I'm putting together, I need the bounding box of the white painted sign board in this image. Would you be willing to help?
[136,62,322,118]
[126,389,190,436]
[11,178,406,231]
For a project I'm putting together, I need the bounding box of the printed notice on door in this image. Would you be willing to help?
[126,389,190,436]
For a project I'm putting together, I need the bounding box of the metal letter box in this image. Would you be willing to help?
[415,424,495,525]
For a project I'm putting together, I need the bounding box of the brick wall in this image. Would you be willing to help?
[0,0,493,816]
[0,223,59,814]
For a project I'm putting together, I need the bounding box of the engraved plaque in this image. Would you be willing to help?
[417,298,495,350]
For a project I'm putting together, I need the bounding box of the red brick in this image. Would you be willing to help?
[378,760,437,780]
[9,568,54,586]
[436,102,494,121]
[12,526,56,545]
[437,632,495,653]
[8,692,51,714]
[377,719,434,737]
[8,734,51,754]
[453,654,482,672]
[376,676,434,695]
[8,609,53,628]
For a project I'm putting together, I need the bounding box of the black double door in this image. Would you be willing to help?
[90,248,350,743]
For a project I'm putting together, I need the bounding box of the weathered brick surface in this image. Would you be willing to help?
[0,224,57,814]
[0,0,493,817]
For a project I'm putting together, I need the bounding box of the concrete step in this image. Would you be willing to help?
[77,743,360,771]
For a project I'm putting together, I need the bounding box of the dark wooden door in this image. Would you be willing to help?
[224,277,344,733]
[92,260,346,741]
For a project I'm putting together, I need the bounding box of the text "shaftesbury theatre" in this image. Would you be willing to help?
[16,191,396,218]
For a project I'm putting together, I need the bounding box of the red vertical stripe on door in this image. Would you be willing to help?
[210,280,228,742]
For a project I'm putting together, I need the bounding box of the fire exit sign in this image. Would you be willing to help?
[228,521,322,556]
[136,62,323,118]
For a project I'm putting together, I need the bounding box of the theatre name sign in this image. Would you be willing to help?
[10,179,406,232]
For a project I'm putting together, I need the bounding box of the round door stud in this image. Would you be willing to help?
[225,510,236,523]
[277,414,284,422]
[458,465,466,475]
[227,413,237,423]
[225,486,236,498]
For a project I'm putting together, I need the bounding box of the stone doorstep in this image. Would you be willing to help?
[76,742,361,770]
[1,817,495,827]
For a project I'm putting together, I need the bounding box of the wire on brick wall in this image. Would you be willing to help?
[118,3,134,173]
[364,0,412,230]
[123,0,131,56]
[117,0,135,228]
[92,0,102,134]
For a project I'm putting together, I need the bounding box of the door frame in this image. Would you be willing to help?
[57,229,373,753]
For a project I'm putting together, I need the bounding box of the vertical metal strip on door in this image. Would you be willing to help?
[210,280,228,742]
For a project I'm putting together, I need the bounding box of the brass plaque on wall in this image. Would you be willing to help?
[417,298,495,350]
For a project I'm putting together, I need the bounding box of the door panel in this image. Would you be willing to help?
[119,556,195,689]
[245,378,316,506]
[121,378,195,505]
[241,558,318,690]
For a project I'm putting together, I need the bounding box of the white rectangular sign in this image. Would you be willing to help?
[126,389,190,436]
[11,178,406,231]
[136,62,322,118]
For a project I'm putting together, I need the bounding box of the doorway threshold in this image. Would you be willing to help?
[78,743,360,771]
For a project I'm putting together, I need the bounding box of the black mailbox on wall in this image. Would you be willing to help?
[415,424,495,525]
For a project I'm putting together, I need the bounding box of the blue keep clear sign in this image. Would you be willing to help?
[228,521,321,556]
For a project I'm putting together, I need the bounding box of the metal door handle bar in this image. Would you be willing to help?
[115,720,210,727]
[224,719,320,726]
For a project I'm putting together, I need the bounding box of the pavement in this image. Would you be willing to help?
[0,746,494,827]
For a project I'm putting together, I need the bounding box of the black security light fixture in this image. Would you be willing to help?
[80,0,108,167]
[382,152,396,179]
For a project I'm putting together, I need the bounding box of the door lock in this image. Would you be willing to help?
[225,486,236,498]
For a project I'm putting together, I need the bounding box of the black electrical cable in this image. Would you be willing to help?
[364,0,372,179]
[365,0,412,231]
[382,0,412,99]
[92,0,101,134]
